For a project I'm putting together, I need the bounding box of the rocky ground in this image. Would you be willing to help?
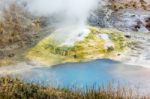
[112,9,150,33]
[89,0,150,67]
[117,31,150,67]
[90,0,150,32]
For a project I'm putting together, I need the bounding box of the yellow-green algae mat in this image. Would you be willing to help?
[25,27,128,66]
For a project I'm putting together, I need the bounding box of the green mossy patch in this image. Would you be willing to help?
[25,27,128,65]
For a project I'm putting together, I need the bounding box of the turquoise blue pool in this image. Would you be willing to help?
[19,59,150,93]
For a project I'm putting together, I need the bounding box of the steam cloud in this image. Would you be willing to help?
[24,0,102,45]
[24,0,100,27]
[0,0,108,45]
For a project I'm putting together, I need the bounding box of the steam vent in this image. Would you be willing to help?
[26,27,127,65]
[0,0,150,99]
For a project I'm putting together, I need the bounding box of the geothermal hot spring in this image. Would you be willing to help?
[1,0,150,96]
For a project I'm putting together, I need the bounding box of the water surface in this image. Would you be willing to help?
[19,59,150,94]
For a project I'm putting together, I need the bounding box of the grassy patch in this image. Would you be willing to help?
[0,77,148,99]
[0,58,15,67]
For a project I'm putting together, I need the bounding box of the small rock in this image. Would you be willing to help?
[125,35,131,38]
[8,53,15,58]
[99,34,110,41]
[104,41,115,50]
[118,54,121,56]
[145,17,150,31]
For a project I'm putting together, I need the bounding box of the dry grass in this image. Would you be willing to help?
[0,58,15,67]
[110,0,149,11]
[0,2,33,48]
[0,76,149,99]
[0,1,45,51]
[0,2,45,66]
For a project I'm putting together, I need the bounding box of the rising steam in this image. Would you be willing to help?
[23,0,103,45]
[0,0,108,45]
[25,0,99,26]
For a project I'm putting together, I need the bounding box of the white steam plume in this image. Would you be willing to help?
[25,0,99,26]
[23,0,101,45]
[1,0,108,45]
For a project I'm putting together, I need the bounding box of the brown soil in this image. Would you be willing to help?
[109,0,150,11]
